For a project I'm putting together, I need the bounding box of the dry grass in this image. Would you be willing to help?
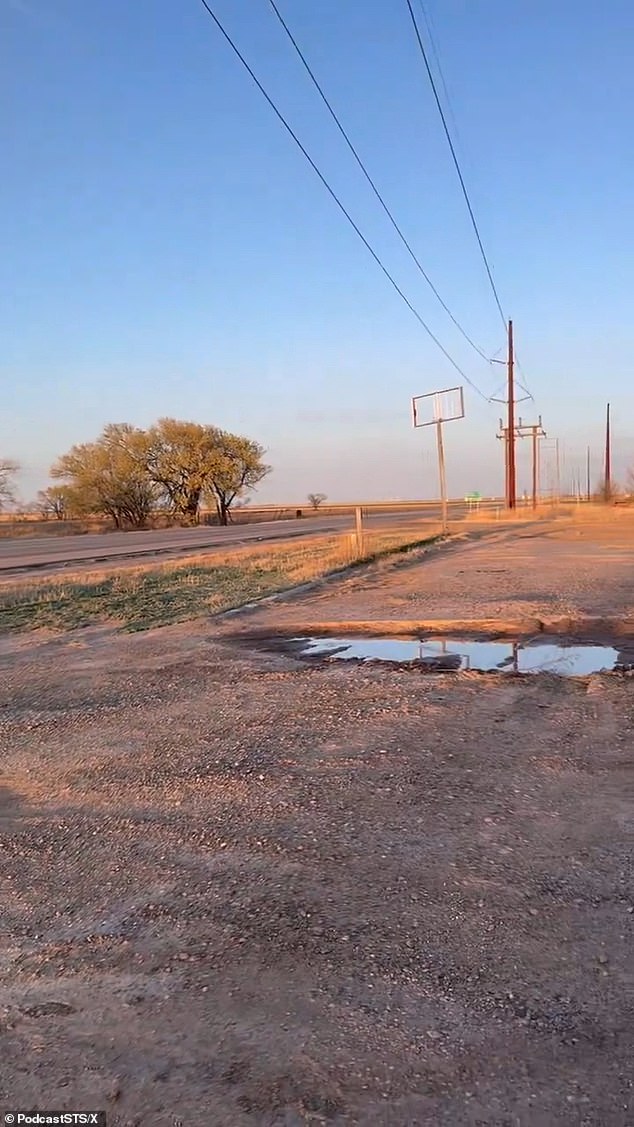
[0,523,442,634]
[0,516,108,538]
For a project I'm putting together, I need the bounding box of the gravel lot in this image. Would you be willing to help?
[1,513,633,1125]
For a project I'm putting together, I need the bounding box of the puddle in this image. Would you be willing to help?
[292,636,622,676]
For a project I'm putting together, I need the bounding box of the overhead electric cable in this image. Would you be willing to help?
[405,0,536,402]
[266,0,491,363]
[404,0,506,329]
[416,0,462,153]
[196,0,491,400]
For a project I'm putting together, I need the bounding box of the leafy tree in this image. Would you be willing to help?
[205,428,270,526]
[143,418,219,524]
[0,459,19,511]
[308,492,327,510]
[51,424,157,529]
[36,485,69,520]
[52,418,271,529]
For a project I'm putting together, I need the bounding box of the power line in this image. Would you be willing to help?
[195,0,491,401]
[513,355,535,402]
[404,0,507,329]
[416,0,462,154]
[266,0,491,363]
[406,0,537,404]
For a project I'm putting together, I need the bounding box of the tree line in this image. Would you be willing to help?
[2,419,270,528]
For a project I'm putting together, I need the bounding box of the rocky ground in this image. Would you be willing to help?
[1,512,633,1125]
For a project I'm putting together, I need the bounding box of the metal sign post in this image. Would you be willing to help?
[412,386,465,533]
[435,417,448,531]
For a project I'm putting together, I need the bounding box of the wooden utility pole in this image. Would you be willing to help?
[355,505,364,554]
[531,426,539,510]
[491,322,530,507]
[503,416,546,509]
[506,426,511,507]
[604,403,611,501]
[522,417,545,509]
[507,320,516,509]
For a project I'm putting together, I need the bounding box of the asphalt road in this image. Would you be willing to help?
[0,507,467,574]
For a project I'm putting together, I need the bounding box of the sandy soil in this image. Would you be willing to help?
[1,513,633,1125]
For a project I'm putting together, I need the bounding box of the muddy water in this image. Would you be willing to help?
[293,636,621,675]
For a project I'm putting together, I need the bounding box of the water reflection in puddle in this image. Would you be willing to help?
[294,637,620,676]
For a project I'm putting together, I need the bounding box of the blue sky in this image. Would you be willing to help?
[2,0,633,503]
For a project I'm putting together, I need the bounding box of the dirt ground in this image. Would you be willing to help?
[1,513,633,1125]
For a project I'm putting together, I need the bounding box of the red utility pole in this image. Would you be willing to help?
[507,320,516,509]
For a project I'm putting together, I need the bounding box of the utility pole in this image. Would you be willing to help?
[507,320,516,509]
[491,320,532,507]
[556,438,561,508]
[586,445,591,502]
[521,416,546,509]
[503,429,509,508]
[492,321,534,507]
[499,416,546,509]
[604,403,611,501]
[532,426,539,510]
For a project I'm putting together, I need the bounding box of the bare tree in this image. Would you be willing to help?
[36,486,69,521]
[308,492,327,510]
[0,459,19,511]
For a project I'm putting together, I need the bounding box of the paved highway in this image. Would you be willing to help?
[0,507,464,574]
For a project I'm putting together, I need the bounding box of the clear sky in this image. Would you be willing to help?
[2,0,633,504]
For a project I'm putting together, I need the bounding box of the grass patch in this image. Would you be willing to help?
[0,523,442,634]
[0,564,287,634]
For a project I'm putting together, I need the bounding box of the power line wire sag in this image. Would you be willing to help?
[266,0,490,363]
[415,0,462,153]
[405,0,535,403]
[404,0,506,330]
[195,0,490,401]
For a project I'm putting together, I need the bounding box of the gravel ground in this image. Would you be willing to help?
[1,513,633,1125]
[230,512,634,631]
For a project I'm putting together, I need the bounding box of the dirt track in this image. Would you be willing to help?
[1,514,633,1125]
